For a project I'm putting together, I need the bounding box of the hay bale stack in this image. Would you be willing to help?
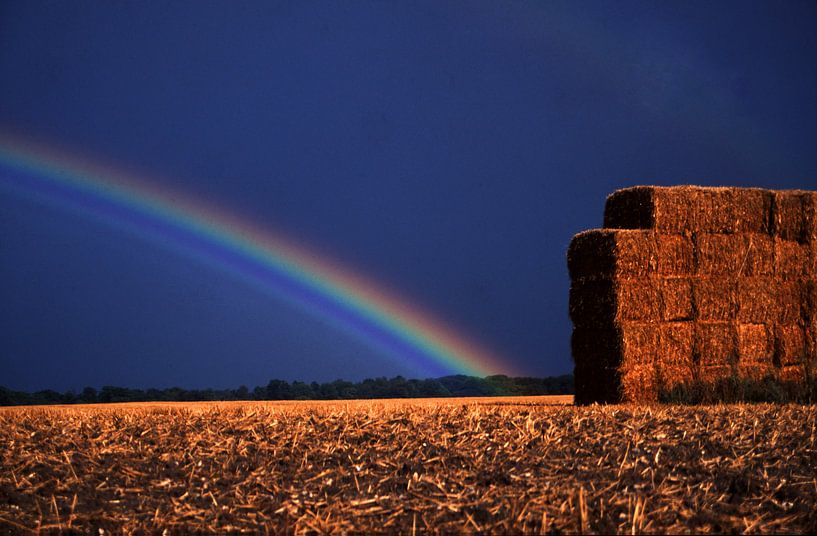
[569,186,816,404]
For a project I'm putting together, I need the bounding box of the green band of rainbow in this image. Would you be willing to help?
[0,134,517,378]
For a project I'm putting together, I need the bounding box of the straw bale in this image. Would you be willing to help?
[656,323,695,393]
[737,323,773,362]
[656,234,695,276]
[602,186,656,230]
[736,324,775,380]
[573,361,621,405]
[702,233,775,277]
[698,365,732,383]
[737,278,779,323]
[695,233,747,276]
[604,186,772,234]
[774,238,810,278]
[569,278,661,325]
[806,319,817,378]
[804,279,817,321]
[567,229,657,280]
[732,188,774,234]
[737,359,776,382]
[659,322,695,366]
[620,363,659,404]
[776,280,803,324]
[778,365,805,384]
[694,322,737,368]
[771,190,817,243]
[620,322,661,367]
[740,233,776,276]
[569,278,616,326]
[773,325,806,367]
[660,277,693,321]
[693,277,737,321]
[616,279,662,322]
[571,326,620,369]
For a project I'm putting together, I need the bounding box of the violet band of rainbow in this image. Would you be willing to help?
[0,134,516,378]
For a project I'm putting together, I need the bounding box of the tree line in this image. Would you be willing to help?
[0,374,573,406]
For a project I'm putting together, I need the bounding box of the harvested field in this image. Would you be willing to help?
[1,398,816,534]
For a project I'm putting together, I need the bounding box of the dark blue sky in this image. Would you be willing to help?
[1,0,816,391]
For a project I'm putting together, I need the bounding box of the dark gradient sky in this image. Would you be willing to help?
[1,0,816,391]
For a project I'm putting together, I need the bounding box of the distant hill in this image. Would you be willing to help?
[0,374,573,406]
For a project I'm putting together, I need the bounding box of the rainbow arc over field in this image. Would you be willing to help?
[0,134,516,378]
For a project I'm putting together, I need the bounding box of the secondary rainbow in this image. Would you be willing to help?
[0,134,516,377]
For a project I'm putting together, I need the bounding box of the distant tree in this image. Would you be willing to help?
[266,380,291,400]
[80,387,97,403]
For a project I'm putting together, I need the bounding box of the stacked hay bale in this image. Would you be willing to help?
[568,186,816,404]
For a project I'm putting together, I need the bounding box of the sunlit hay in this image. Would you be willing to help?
[655,234,694,276]
[692,233,774,277]
[604,186,774,234]
[736,324,775,381]
[694,322,738,371]
[659,277,693,321]
[692,277,738,321]
[737,277,781,323]
[771,190,817,243]
[570,278,660,325]
[774,324,807,367]
[570,185,815,404]
[567,229,657,281]
[774,238,811,278]
[656,322,695,394]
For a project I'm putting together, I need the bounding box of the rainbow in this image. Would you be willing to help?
[0,133,517,378]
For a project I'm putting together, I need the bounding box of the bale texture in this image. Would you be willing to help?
[570,185,815,404]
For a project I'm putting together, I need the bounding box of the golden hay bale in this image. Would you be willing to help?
[696,233,745,275]
[778,365,805,384]
[567,229,657,280]
[736,278,798,324]
[620,322,661,366]
[774,325,807,367]
[693,277,738,321]
[696,233,775,277]
[736,324,775,380]
[733,188,775,234]
[604,186,773,234]
[660,277,694,321]
[656,234,695,276]
[777,280,804,324]
[616,280,662,322]
[740,233,776,276]
[573,323,662,404]
[771,190,817,243]
[697,365,733,383]
[569,278,661,325]
[659,322,695,366]
[774,238,810,278]
[656,322,695,395]
[694,322,738,368]
[620,363,659,404]
[737,323,773,362]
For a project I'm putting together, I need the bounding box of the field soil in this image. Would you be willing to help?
[1,396,815,534]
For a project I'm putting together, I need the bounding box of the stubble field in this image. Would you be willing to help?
[1,396,815,534]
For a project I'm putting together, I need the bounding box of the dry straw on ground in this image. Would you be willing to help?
[1,399,816,534]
